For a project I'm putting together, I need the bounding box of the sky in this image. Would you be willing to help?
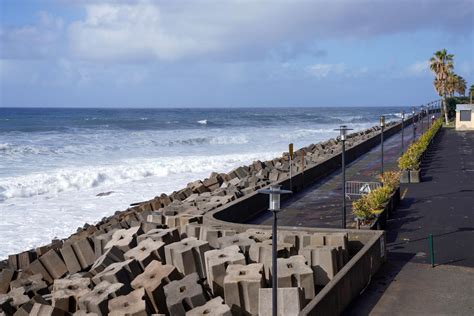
[0,0,473,108]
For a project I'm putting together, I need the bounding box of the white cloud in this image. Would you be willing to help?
[307,63,346,79]
[405,61,430,76]
[65,0,473,63]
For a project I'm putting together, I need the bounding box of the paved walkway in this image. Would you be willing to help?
[248,118,427,228]
[346,128,474,315]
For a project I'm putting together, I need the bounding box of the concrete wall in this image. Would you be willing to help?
[300,231,385,316]
[455,104,474,131]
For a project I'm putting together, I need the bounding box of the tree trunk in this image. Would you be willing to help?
[442,97,449,124]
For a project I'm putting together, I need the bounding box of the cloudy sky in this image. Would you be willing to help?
[1,0,473,107]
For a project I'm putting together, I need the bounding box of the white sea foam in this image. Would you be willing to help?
[197,119,208,125]
[0,152,276,202]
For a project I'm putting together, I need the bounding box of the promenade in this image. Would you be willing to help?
[346,127,474,315]
[248,118,426,228]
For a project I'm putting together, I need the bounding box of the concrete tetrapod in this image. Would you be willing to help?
[299,245,339,286]
[89,246,125,276]
[131,260,182,314]
[164,237,211,279]
[216,233,256,260]
[108,287,152,316]
[91,259,142,289]
[137,228,180,245]
[204,245,246,297]
[185,297,232,316]
[273,255,315,302]
[78,281,126,315]
[248,239,296,281]
[163,272,207,315]
[223,263,265,315]
[52,278,91,313]
[124,238,166,268]
[104,227,143,252]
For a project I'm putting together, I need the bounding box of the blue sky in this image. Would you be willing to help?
[1,0,473,108]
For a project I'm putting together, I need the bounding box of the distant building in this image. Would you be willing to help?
[455,104,474,131]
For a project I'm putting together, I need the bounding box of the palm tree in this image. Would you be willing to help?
[455,76,466,96]
[470,85,474,103]
[430,49,454,123]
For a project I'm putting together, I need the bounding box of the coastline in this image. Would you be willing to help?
[1,120,398,264]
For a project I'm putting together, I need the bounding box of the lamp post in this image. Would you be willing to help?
[401,111,405,153]
[420,106,424,133]
[380,116,385,177]
[412,107,416,141]
[334,125,353,229]
[257,185,292,316]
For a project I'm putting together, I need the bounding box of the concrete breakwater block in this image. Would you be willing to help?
[91,259,142,289]
[104,227,144,252]
[38,249,68,281]
[93,229,117,259]
[204,245,245,297]
[299,245,339,286]
[52,278,91,313]
[78,281,126,316]
[0,268,14,294]
[300,233,326,248]
[108,288,152,316]
[185,297,232,316]
[8,294,49,316]
[9,274,48,297]
[163,272,207,315]
[164,237,211,279]
[24,259,53,284]
[124,238,165,268]
[184,222,202,239]
[60,238,96,275]
[199,226,235,249]
[0,287,29,314]
[243,229,272,242]
[89,246,125,276]
[249,239,296,281]
[223,263,265,315]
[216,234,256,260]
[325,233,349,266]
[131,261,182,314]
[274,256,315,301]
[29,302,70,316]
[137,228,180,245]
[258,287,304,316]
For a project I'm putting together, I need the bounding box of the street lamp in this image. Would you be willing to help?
[380,116,385,177]
[257,185,292,316]
[401,111,405,153]
[420,106,424,133]
[412,107,416,141]
[334,125,353,229]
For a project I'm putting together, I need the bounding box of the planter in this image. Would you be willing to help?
[410,170,421,183]
[400,170,410,183]
[357,186,400,230]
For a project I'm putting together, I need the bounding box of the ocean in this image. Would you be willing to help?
[0,106,407,258]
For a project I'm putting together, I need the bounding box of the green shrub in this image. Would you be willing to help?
[352,185,393,221]
[379,171,400,191]
[398,118,442,170]
[445,97,470,120]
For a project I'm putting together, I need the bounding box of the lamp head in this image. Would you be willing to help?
[380,116,385,127]
[340,125,347,141]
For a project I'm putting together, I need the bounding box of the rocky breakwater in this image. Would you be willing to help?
[0,122,395,315]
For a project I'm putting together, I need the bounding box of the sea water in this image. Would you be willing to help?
[0,107,406,258]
